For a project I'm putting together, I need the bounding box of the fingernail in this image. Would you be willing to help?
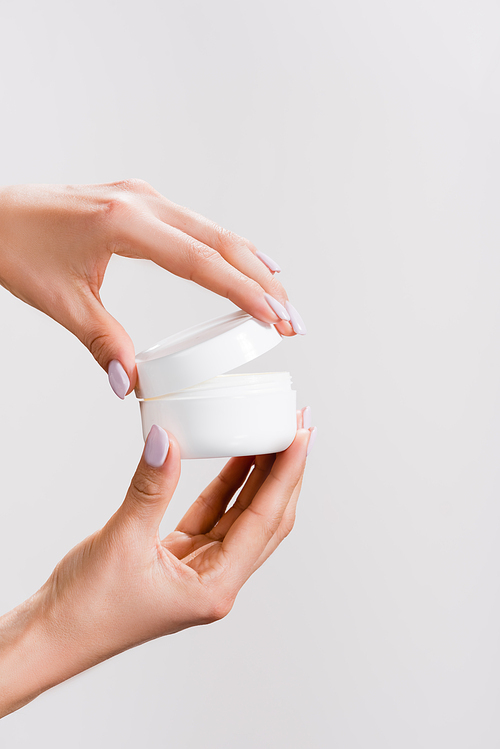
[256,250,282,273]
[302,406,312,430]
[108,360,130,399]
[264,293,290,321]
[285,301,307,335]
[306,426,317,456]
[144,425,170,468]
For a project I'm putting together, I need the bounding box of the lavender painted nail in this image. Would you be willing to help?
[256,250,282,273]
[108,360,130,399]
[285,301,307,335]
[144,425,170,468]
[307,426,317,456]
[264,293,290,321]
[302,406,312,430]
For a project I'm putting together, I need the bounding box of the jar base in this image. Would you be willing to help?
[139,390,297,460]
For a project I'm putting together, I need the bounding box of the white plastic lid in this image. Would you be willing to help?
[135,310,282,399]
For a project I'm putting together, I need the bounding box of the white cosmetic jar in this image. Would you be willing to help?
[135,311,297,459]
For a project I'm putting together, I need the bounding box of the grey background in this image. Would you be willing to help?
[1,0,499,746]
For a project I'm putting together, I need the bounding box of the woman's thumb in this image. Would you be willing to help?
[68,294,137,397]
[120,427,181,536]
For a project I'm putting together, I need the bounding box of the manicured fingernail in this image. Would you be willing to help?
[108,360,130,399]
[256,250,282,273]
[307,426,317,456]
[285,301,307,335]
[264,293,290,321]
[302,406,312,430]
[144,425,170,468]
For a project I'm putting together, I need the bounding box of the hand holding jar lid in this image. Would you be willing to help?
[0,181,305,399]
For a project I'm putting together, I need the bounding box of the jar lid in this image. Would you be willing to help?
[135,310,282,399]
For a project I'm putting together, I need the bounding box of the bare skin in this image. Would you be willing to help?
[0,413,313,718]
[0,184,312,717]
[0,180,294,393]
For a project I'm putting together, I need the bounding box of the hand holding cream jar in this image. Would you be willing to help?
[135,311,297,459]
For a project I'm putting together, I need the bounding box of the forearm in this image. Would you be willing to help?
[0,592,51,716]
[0,588,92,718]
[0,186,23,296]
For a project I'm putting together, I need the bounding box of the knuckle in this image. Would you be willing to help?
[95,195,134,234]
[269,466,292,490]
[187,240,221,271]
[247,504,277,540]
[113,177,155,194]
[85,329,112,364]
[235,271,260,294]
[244,238,259,254]
[101,197,127,221]
[213,226,240,253]
[131,472,163,503]
[232,496,247,514]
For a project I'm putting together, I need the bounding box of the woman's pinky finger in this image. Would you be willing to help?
[220,429,310,581]
[251,478,303,573]
[248,424,316,573]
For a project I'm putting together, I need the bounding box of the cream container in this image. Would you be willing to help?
[135,310,297,459]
